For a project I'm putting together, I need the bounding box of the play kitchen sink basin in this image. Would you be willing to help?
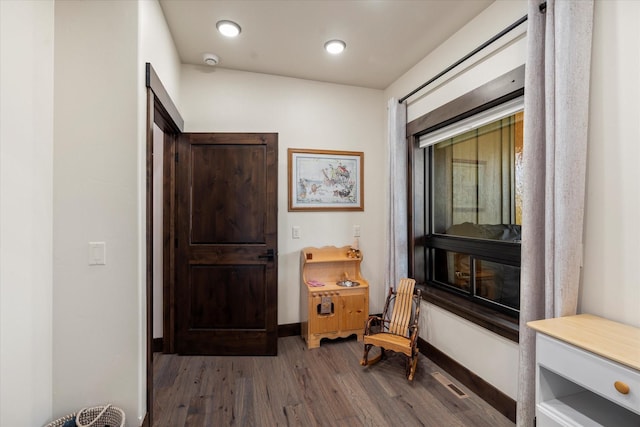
[337,280,360,287]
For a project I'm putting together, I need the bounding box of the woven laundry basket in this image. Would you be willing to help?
[43,412,76,427]
[76,405,125,427]
[44,404,125,427]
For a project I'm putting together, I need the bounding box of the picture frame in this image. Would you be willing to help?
[288,148,364,211]
[452,158,485,212]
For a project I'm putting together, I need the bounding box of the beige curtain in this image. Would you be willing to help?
[517,0,594,425]
[385,98,408,295]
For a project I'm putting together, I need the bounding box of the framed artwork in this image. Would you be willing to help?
[452,159,485,213]
[288,148,364,211]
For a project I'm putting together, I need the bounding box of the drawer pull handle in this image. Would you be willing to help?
[614,381,630,395]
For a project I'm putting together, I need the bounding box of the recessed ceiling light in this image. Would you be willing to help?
[324,39,346,55]
[216,20,241,38]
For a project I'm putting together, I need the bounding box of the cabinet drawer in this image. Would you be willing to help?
[537,334,640,415]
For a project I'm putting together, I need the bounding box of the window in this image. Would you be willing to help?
[424,103,523,316]
[407,66,525,331]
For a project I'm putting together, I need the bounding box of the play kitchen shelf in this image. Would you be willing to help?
[300,246,369,349]
[527,314,640,427]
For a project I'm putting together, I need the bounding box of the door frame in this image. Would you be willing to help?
[145,63,183,426]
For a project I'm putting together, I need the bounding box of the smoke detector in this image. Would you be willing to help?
[203,53,219,66]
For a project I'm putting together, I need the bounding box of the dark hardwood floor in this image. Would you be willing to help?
[153,336,515,426]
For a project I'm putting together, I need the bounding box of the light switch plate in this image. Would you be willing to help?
[292,226,301,239]
[89,242,106,265]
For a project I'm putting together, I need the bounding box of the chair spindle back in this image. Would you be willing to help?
[388,278,416,337]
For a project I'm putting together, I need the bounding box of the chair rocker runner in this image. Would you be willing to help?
[360,278,421,380]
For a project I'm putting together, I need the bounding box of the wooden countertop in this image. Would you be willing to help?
[304,280,369,291]
[527,314,640,371]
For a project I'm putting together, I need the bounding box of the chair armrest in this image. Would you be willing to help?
[364,315,387,334]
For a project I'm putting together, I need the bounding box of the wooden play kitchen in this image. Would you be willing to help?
[300,246,369,349]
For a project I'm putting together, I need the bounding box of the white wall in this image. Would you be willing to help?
[388,1,528,123]
[138,0,180,402]
[386,0,640,400]
[385,0,527,400]
[0,1,54,425]
[3,1,636,424]
[50,0,182,424]
[139,0,182,107]
[139,2,182,417]
[581,0,640,328]
[53,1,141,424]
[49,0,183,424]
[179,66,387,322]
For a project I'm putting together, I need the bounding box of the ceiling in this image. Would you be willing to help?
[159,0,494,90]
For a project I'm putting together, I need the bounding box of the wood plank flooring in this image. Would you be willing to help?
[153,336,515,426]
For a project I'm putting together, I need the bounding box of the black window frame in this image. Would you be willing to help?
[407,66,525,343]
[425,221,522,317]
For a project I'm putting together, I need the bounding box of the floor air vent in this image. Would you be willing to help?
[431,371,469,399]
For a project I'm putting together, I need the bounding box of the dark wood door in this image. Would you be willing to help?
[175,133,278,355]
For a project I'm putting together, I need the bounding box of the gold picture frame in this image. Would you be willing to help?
[288,148,364,211]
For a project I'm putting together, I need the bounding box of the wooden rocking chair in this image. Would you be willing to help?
[360,278,422,381]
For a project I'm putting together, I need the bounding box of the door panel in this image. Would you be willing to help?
[175,133,278,355]
[190,144,266,243]
[190,265,265,329]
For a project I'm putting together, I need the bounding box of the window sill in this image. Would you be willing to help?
[417,284,519,343]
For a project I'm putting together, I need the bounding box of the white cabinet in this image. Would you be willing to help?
[528,315,640,427]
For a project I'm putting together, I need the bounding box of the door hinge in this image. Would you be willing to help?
[175,153,179,162]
